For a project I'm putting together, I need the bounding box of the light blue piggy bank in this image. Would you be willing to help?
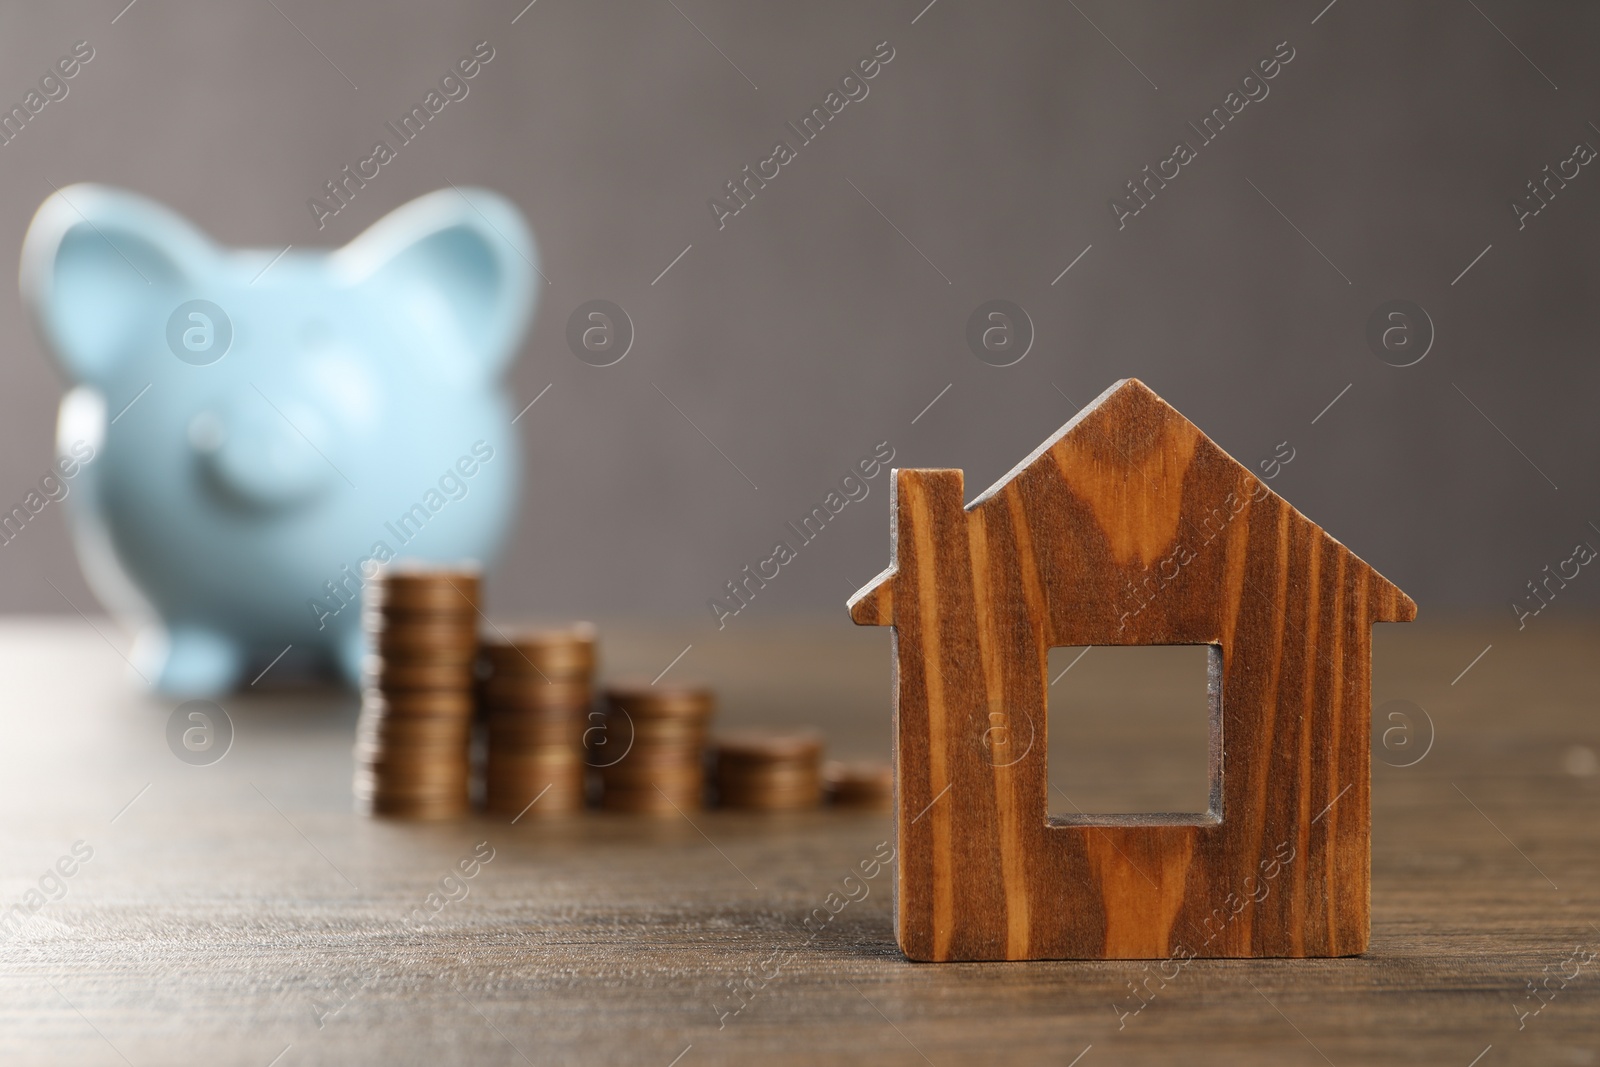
[20,185,537,694]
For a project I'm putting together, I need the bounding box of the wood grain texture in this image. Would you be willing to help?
[849,379,1416,961]
[0,619,1596,1066]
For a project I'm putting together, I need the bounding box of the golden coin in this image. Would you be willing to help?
[362,655,476,692]
[491,746,583,765]
[588,718,706,754]
[713,730,824,763]
[484,779,587,816]
[482,623,597,677]
[356,716,472,747]
[482,677,592,711]
[716,764,822,790]
[373,622,480,660]
[717,788,822,811]
[823,760,893,809]
[487,725,583,751]
[599,784,703,814]
[364,561,481,615]
[355,793,470,821]
[360,689,476,718]
[353,740,470,767]
[716,775,821,810]
[353,763,470,792]
[603,681,715,717]
[601,771,705,797]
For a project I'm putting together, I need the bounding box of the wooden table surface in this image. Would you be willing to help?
[0,617,1596,1066]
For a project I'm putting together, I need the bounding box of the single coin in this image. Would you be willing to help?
[718,777,823,797]
[485,775,587,799]
[359,606,480,636]
[484,780,587,803]
[484,779,587,816]
[488,722,585,749]
[592,722,708,756]
[373,623,481,659]
[823,760,893,809]
[482,624,597,677]
[353,789,471,812]
[353,739,471,766]
[355,745,472,769]
[361,689,476,718]
[482,677,592,711]
[603,682,715,717]
[717,786,822,811]
[485,705,588,727]
[716,747,823,809]
[363,655,476,692]
[484,743,586,763]
[356,793,470,821]
[353,751,471,774]
[363,585,481,616]
[489,730,585,750]
[594,734,704,761]
[714,730,824,763]
[601,772,706,795]
[365,562,481,614]
[356,715,472,745]
[354,764,471,791]
[485,760,587,781]
[601,746,708,770]
[600,785,703,814]
[600,765,703,787]
[726,767,825,793]
[715,754,821,776]
[611,717,707,741]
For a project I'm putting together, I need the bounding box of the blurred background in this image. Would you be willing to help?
[2,0,1597,631]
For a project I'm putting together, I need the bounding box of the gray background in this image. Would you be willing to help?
[2,0,1597,629]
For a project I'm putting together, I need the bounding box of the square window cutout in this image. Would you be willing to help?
[1045,644,1219,820]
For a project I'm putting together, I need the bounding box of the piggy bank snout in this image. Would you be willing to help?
[190,400,340,510]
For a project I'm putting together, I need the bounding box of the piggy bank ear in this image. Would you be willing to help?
[20,184,213,386]
[335,187,537,382]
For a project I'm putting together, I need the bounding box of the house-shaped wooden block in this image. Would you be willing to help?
[847,379,1415,961]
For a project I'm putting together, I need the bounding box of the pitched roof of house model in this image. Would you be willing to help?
[849,377,1415,632]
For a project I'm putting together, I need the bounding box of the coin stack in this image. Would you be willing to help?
[481,625,597,817]
[594,683,715,813]
[353,563,480,820]
[823,760,893,811]
[713,731,824,811]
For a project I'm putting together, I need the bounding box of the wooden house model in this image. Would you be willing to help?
[847,379,1415,960]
